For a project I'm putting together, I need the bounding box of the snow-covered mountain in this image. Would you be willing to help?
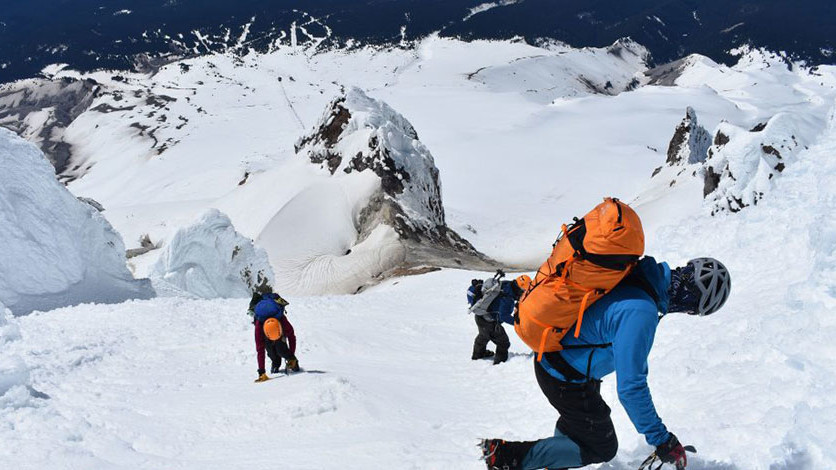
[265,87,491,294]
[1,31,836,470]
[2,0,835,84]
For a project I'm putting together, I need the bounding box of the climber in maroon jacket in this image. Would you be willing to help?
[249,291,300,382]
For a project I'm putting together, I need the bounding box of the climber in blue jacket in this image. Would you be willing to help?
[482,256,731,470]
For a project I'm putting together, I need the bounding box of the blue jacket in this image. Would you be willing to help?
[539,257,672,446]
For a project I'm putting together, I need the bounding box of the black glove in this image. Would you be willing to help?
[656,433,688,469]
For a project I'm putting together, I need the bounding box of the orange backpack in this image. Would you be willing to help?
[514,198,644,360]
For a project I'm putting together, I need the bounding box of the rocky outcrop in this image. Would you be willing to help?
[0,77,101,177]
[701,113,816,214]
[466,39,649,104]
[645,54,721,87]
[652,107,711,178]
[295,88,486,259]
[666,107,711,166]
[0,75,184,182]
[646,108,819,216]
[261,88,493,295]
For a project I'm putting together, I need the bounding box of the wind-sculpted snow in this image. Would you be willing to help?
[0,272,43,408]
[151,209,274,298]
[635,51,836,227]
[0,128,154,315]
[701,113,823,214]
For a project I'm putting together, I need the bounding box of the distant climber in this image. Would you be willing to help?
[467,271,523,365]
[480,199,731,470]
[248,289,300,382]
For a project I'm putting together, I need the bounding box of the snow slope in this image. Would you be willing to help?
[0,128,153,315]
[1,37,836,470]
[2,108,835,466]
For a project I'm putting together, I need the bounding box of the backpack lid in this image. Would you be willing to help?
[254,298,284,320]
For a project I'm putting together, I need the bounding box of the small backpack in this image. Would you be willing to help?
[254,293,289,323]
[468,271,522,325]
[515,198,644,360]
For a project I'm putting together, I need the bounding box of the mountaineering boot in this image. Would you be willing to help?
[287,357,300,372]
[480,439,537,470]
[254,373,270,383]
[270,362,282,374]
[472,350,495,360]
[493,351,508,365]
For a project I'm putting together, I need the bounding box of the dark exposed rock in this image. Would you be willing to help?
[294,97,351,172]
[664,107,711,167]
[126,233,159,259]
[761,144,782,158]
[145,94,177,108]
[0,77,101,176]
[703,166,722,197]
[90,103,136,113]
[714,131,730,146]
[645,56,691,86]
[750,122,767,132]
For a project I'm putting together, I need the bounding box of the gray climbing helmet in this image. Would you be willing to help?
[687,257,731,316]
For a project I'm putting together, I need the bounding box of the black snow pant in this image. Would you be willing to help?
[266,338,294,369]
[473,315,510,362]
[533,357,619,465]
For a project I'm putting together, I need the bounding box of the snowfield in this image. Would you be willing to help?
[1,35,836,470]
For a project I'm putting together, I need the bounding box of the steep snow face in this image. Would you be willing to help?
[151,209,274,298]
[0,128,153,315]
[259,88,491,295]
[468,38,648,104]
